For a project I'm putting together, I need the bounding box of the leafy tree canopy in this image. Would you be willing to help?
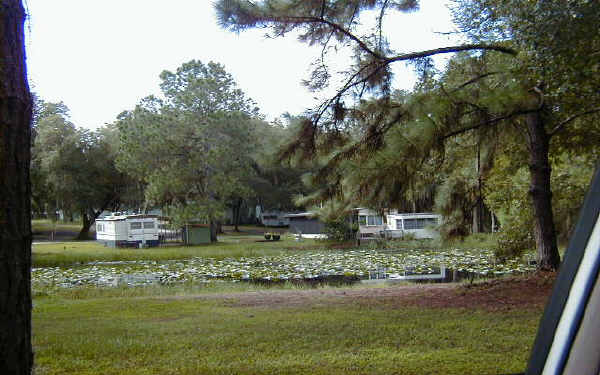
[32,98,127,238]
[117,60,260,238]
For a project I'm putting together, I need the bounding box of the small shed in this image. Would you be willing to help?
[285,212,326,238]
[182,223,211,245]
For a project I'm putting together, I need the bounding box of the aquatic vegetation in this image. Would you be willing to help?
[32,248,536,290]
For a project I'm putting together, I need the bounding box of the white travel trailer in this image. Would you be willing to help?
[96,214,160,248]
[385,213,441,239]
[260,211,290,227]
[356,208,388,239]
[355,208,441,239]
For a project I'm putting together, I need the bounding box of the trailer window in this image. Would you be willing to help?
[404,219,420,229]
[358,215,367,226]
[130,222,142,230]
[404,217,438,230]
[395,219,403,230]
[143,222,155,229]
[97,223,104,232]
[367,215,383,226]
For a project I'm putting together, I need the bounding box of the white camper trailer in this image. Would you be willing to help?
[355,208,441,239]
[260,211,290,227]
[96,214,160,248]
[355,208,388,239]
[385,213,441,239]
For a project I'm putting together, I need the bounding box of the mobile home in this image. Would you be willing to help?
[355,208,388,239]
[285,212,326,238]
[96,214,160,248]
[385,213,441,239]
[260,211,290,227]
[355,208,441,239]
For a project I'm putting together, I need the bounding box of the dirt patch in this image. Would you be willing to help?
[372,272,556,312]
[163,272,556,312]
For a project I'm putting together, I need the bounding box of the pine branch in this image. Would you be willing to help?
[250,13,384,59]
[385,44,517,64]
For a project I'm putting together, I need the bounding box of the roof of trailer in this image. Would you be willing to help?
[97,214,158,221]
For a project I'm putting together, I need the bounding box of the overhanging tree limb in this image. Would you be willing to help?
[549,107,600,137]
[385,44,517,64]
[441,108,536,140]
[452,71,503,92]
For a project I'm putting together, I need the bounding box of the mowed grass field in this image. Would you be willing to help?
[33,283,545,375]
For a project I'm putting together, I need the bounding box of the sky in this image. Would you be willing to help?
[25,0,458,130]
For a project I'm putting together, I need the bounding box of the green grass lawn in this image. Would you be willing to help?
[32,237,323,268]
[33,284,541,375]
[32,219,84,233]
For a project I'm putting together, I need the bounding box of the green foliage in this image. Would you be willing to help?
[31,98,128,233]
[250,115,311,212]
[323,217,355,242]
[117,60,259,229]
[494,212,535,262]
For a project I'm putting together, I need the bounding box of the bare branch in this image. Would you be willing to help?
[319,0,326,18]
[452,71,503,92]
[378,0,390,51]
[442,108,536,140]
[549,107,600,137]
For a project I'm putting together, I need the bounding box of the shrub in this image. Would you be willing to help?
[323,218,356,242]
[494,213,535,262]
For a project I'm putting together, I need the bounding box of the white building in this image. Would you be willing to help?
[355,208,441,239]
[96,214,160,248]
[385,212,441,239]
[260,211,290,227]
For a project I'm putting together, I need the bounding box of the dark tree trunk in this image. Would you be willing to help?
[233,198,243,232]
[76,210,92,240]
[0,1,34,373]
[526,110,561,271]
[209,220,218,242]
[77,198,118,240]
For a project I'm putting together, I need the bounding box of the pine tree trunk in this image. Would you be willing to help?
[0,1,34,373]
[526,110,561,271]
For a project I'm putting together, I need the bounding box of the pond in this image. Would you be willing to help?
[32,248,536,290]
